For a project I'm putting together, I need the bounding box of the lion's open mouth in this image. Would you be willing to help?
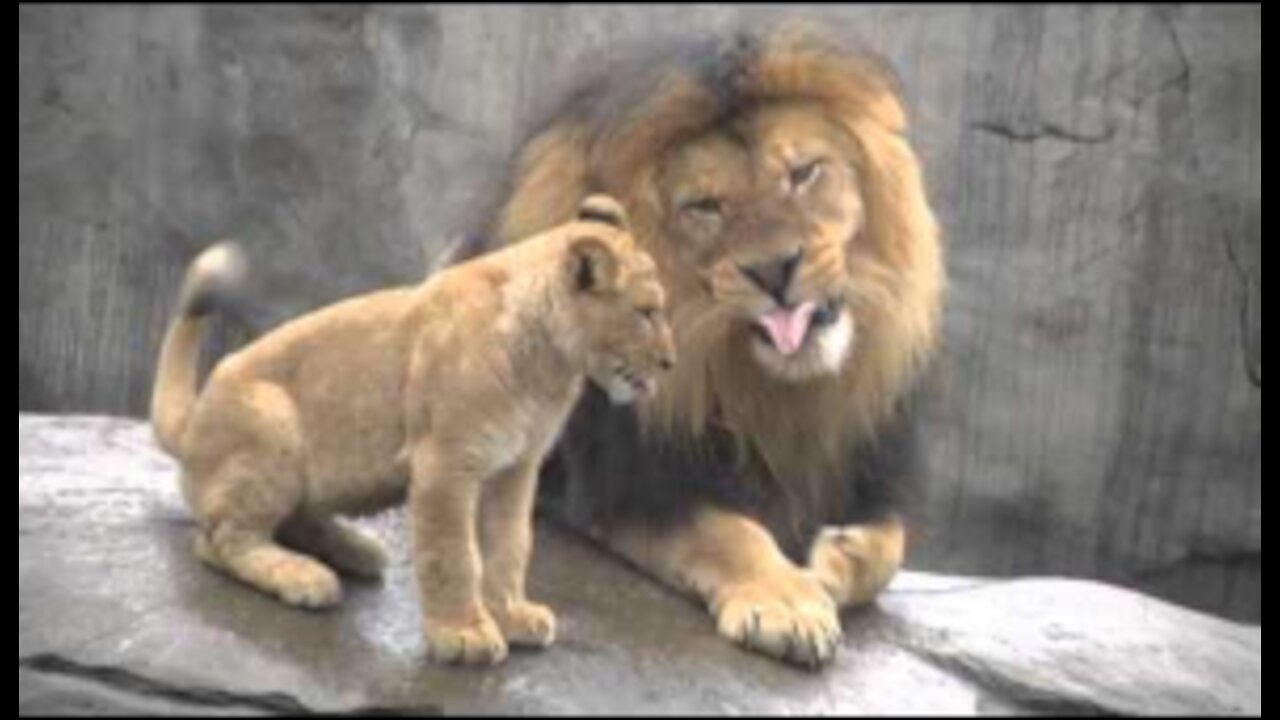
[751,299,844,356]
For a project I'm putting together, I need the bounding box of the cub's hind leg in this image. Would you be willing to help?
[184,383,343,610]
[197,515,344,610]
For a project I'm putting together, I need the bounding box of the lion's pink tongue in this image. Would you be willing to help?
[758,302,817,357]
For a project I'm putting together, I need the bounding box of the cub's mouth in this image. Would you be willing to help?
[750,298,845,357]
[597,362,658,405]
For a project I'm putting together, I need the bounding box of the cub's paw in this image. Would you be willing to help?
[711,567,843,670]
[808,522,906,608]
[195,533,344,611]
[424,611,510,667]
[275,561,344,610]
[279,517,391,582]
[324,526,391,582]
[492,601,558,649]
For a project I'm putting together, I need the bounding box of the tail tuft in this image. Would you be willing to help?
[180,241,248,318]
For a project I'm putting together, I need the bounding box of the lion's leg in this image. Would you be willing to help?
[409,442,508,666]
[479,460,557,649]
[808,518,906,608]
[280,515,390,581]
[605,506,842,669]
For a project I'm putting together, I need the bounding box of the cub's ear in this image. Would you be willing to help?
[577,195,629,231]
[568,236,620,295]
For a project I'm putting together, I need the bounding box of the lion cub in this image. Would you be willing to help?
[151,196,675,666]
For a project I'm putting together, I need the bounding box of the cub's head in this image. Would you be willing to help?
[561,196,677,405]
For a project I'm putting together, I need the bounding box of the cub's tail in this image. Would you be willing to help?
[150,242,247,456]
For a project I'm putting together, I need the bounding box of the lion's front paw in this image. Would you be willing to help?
[712,568,843,670]
[809,522,905,608]
[424,611,510,667]
[492,601,558,649]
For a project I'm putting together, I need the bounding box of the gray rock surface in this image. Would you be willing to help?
[18,5,1261,624]
[18,415,1261,716]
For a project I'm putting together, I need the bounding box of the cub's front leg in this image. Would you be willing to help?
[410,442,509,666]
[480,459,557,649]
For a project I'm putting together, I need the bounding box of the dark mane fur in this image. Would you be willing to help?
[458,23,942,561]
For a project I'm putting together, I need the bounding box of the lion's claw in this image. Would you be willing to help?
[713,568,843,669]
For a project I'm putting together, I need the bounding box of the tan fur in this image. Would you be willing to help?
[151,196,675,666]
[808,519,907,608]
[608,508,843,669]
[489,28,943,667]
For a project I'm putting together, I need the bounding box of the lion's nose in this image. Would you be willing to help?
[740,249,804,306]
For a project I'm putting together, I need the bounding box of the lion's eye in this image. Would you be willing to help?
[789,161,824,192]
[683,197,723,218]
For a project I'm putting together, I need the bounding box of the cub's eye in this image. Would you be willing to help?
[682,197,723,218]
[789,161,824,192]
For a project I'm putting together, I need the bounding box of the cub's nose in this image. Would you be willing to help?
[740,249,804,306]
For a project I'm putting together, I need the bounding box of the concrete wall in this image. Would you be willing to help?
[19,5,1261,622]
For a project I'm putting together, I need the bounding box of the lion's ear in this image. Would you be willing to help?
[567,236,620,295]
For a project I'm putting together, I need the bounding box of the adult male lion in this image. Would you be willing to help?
[459,27,945,668]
